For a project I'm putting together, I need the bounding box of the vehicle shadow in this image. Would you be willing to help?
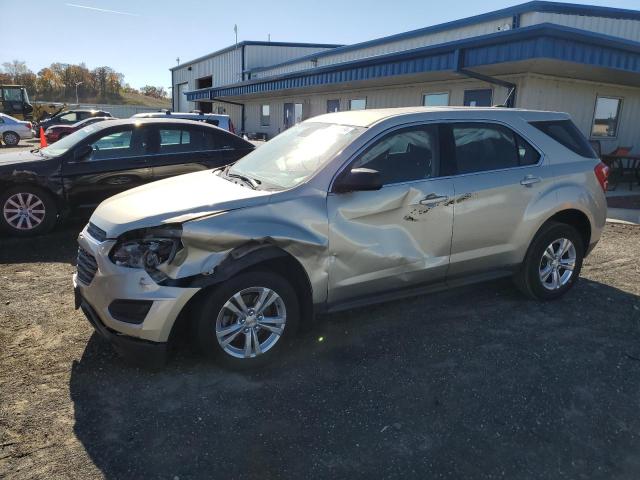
[69,278,640,479]
[0,219,85,265]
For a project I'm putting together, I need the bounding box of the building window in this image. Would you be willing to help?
[463,89,493,107]
[423,92,449,107]
[349,98,366,110]
[591,96,622,138]
[261,104,270,126]
[327,99,340,113]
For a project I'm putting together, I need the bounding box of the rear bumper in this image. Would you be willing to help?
[77,289,168,369]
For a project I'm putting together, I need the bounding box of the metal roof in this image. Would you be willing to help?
[170,41,344,71]
[246,1,640,75]
[186,23,640,100]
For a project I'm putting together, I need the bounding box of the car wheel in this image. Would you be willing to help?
[195,271,300,369]
[514,222,584,300]
[0,186,58,236]
[2,131,20,146]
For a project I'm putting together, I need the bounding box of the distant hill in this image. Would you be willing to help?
[31,91,171,109]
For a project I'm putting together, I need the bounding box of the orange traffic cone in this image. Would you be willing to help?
[39,127,47,148]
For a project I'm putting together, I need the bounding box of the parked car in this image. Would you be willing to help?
[74,107,609,369]
[132,112,236,134]
[0,113,33,146]
[36,109,112,134]
[0,118,254,236]
[45,116,114,143]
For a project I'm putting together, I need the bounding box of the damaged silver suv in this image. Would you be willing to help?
[73,107,609,368]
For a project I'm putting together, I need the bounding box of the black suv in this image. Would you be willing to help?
[0,118,254,236]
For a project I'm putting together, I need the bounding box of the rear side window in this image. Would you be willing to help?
[449,123,519,174]
[530,120,597,159]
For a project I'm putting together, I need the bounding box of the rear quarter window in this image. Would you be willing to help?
[530,120,598,159]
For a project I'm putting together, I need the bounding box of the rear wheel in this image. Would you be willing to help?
[194,271,300,369]
[514,222,584,300]
[0,186,58,236]
[2,131,20,146]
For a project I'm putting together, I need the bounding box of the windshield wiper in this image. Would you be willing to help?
[222,165,261,189]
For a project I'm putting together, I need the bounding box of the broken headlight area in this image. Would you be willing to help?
[109,226,182,279]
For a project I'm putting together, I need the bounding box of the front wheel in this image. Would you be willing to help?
[514,222,584,300]
[194,271,300,369]
[0,186,58,236]
[2,131,20,146]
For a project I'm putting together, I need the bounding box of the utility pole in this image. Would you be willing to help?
[234,24,238,48]
[75,81,83,105]
[176,57,180,66]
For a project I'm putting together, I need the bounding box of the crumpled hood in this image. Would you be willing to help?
[91,170,272,238]
[0,150,45,168]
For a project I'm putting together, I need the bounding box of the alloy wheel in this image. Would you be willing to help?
[215,286,287,359]
[3,132,19,146]
[538,237,576,290]
[3,192,46,231]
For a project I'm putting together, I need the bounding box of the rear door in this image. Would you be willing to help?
[441,122,545,279]
[149,125,252,181]
[62,125,153,209]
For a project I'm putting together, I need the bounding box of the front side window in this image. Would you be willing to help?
[90,129,137,160]
[350,98,366,111]
[423,92,449,107]
[449,123,519,174]
[261,105,270,126]
[353,126,439,185]
[229,122,364,190]
[591,96,622,138]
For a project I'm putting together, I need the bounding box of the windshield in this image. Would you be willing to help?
[21,88,29,104]
[229,122,364,190]
[40,124,100,156]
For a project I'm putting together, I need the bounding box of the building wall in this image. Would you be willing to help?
[520,11,640,42]
[242,77,514,138]
[517,74,640,151]
[240,73,640,152]
[244,45,338,71]
[252,17,515,79]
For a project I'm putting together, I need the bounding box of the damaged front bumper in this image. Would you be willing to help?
[74,224,200,365]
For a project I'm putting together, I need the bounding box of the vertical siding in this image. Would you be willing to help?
[244,45,338,70]
[252,17,513,79]
[520,12,640,42]
[516,74,640,151]
[242,77,515,138]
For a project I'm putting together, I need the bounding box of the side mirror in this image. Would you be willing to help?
[334,168,382,193]
[74,144,93,161]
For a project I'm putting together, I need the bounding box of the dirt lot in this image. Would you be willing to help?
[1,222,639,479]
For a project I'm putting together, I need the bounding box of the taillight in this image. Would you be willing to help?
[594,162,609,192]
[26,122,32,129]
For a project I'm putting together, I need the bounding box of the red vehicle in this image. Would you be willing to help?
[45,116,113,143]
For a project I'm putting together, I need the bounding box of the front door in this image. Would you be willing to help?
[463,89,493,107]
[327,124,454,305]
[62,125,152,209]
[441,122,545,278]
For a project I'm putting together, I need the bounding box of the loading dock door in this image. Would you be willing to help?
[463,89,492,107]
[177,83,188,112]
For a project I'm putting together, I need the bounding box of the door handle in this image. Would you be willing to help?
[520,175,542,187]
[419,193,449,206]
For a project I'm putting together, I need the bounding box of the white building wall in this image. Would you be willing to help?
[245,45,338,70]
[520,12,640,42]
[517,74,640,151]
[243,77,514,138]
[252,17,515,79]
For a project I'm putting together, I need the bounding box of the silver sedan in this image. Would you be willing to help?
[0,113,34,146]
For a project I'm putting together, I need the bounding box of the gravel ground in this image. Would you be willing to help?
[1,222,639,479]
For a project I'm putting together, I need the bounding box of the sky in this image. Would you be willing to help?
[2,0,639,90]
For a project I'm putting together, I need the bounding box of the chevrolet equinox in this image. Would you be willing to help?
[73,107,609,368]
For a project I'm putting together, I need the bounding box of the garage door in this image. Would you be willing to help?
[177,83,188,112]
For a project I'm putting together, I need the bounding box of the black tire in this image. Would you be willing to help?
[3,131,20,146]
[0,185,58,236]
[194,270,300,369]
[514,221,584,300]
